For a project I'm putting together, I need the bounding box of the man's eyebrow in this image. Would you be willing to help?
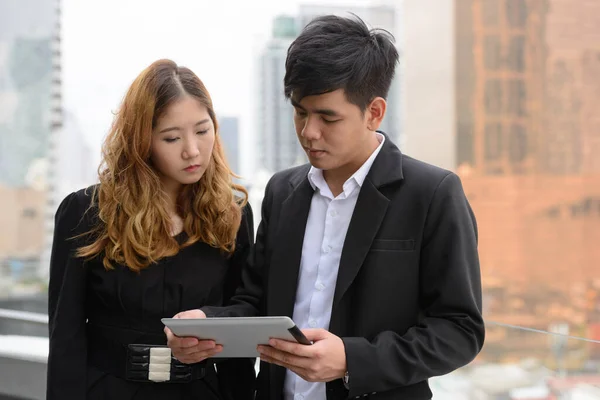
[291,99,305,110]
[291,99,340,117]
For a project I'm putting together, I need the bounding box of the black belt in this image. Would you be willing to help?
[86,322,210,383]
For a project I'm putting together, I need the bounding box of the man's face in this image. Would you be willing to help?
[292,89,379,176]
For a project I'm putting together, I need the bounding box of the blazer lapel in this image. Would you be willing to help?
[332,133,405,312]
[332,179,390,311]
[268,177,314,318]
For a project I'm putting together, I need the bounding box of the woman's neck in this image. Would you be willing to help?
[161,182,182,236]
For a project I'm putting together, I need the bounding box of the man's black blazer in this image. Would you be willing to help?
[207,133,485,399]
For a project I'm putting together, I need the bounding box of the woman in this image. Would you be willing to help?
[47,59,255,399]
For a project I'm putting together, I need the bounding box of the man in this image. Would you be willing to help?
[167,15,484,400]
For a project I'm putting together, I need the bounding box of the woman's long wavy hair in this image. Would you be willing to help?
[77,59,248,272]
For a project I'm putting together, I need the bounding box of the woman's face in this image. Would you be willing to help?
[150,96,215,194]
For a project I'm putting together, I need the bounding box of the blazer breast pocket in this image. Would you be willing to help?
[370,239,415,252]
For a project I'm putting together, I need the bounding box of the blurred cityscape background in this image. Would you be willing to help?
[1,0,599,398]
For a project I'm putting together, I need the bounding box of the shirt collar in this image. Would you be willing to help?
[307,133,385,195]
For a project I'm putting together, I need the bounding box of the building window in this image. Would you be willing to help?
[485,166,505,175]
[545,206,561,219]
[484,35,502,70]
[507,79,527,116]
[506,0,528,28]
[22,208,37,218]
[509,124,527,163]
[507,35,526,72]
[485,123,503,161]
[457,123,475,166]
[485,79,503,115]
[482,0,499,26]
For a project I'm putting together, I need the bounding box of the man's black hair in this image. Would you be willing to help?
[284,14,399,110]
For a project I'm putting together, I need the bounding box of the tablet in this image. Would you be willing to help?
[161,316,311,358]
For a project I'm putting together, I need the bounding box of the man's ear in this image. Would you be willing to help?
[365,97,386,131]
